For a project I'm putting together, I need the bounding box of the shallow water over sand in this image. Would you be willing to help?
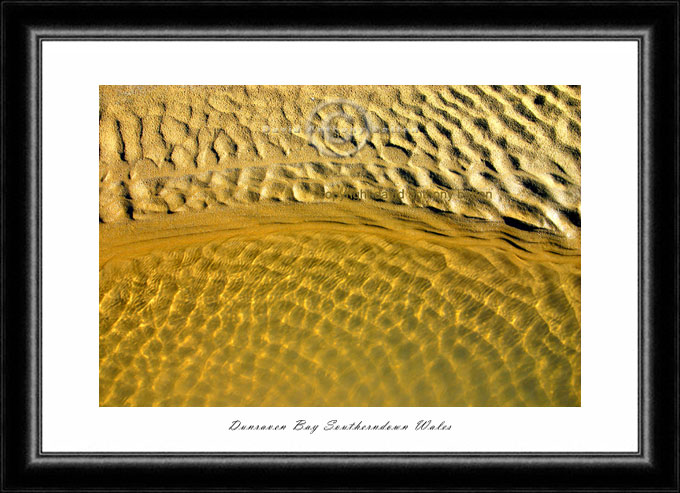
[100,209,580,407]
[99,85,580,407]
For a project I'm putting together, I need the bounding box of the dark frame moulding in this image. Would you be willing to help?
[1,1,678,491]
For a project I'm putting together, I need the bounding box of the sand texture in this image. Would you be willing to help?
[100,85,581,406]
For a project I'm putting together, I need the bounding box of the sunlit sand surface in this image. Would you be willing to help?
[100,85,580,406]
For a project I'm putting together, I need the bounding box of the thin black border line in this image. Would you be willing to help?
[35,35,643,459]
[36,20,43,467]
[637,28,644,463]
[34,35,645,40]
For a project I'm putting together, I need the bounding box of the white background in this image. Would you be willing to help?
[42,41,638,452]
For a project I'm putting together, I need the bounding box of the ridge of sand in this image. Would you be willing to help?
[100,85,581,240]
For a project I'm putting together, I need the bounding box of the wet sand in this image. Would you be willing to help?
[99,85,581,406]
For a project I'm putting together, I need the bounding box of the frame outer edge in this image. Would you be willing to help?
[1,1,677,491]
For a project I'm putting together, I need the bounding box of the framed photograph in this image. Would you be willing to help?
[2,1,678,490]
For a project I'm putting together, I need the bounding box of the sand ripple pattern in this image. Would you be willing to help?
[100,229,580,407]
[100,85,581,237]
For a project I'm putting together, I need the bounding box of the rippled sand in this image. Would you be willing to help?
[100,85,580,406]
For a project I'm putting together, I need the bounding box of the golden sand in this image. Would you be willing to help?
[100,85,580,406]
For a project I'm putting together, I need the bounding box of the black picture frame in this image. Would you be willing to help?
[2,1,678,491]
